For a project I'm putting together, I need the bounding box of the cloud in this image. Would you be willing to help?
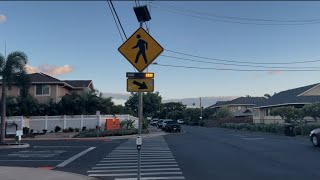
[267,70,284,75]
[25,64,73,76]
[0,14,7,23]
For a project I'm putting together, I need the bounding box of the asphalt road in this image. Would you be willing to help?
[0,139,126,175]
[1,126,320,180]
[165,125,320,180]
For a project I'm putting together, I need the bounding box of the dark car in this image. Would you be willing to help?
[310,128,320,147]
[164,120,181,132]
[157,119,164,129]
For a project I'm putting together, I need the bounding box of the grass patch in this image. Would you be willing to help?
[74,128,149,138]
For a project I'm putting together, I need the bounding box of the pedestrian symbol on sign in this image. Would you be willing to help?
[118,27,163,72]
[132,34,148,64]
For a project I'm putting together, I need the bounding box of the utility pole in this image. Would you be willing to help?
[200,97,203,120]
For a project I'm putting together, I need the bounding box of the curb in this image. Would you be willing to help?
[0,143,30,149]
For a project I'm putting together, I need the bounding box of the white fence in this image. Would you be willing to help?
[4,114,138,133]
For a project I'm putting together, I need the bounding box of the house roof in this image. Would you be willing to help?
[254,83,320,108]
[209,97,266,108]
[28,73,62,83]
[63,80,92,88]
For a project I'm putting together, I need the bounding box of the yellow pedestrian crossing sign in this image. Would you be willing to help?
[118,27,164,72]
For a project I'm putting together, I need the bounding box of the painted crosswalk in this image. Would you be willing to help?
[87,136,185,180]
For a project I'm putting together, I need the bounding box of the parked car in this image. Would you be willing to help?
[310,128,320,147]
[150,119,158,126]
[164,120,181,132]
[162,119,173,130]
[177,119,184,124]
[157,119,164,129]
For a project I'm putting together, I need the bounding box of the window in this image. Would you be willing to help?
[265,109,270,116]
[238,106,241,110]
[36,85,50,96]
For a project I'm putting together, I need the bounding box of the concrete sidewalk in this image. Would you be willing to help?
[0,166,98,180]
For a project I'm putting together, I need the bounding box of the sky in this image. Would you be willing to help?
[1,1,320,104]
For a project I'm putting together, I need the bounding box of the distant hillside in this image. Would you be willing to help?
[102,92,237,107]
[163,96,238,108]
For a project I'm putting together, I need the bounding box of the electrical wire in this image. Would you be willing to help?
[160,54,320,69]
[149,3,320,26]
[151,63,320,72]
[109,0,128,39]
[150,1,320,23]
[107,1,124,42]
[165,49,320,65]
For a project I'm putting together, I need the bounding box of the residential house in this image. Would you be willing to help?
[0,72,94,104]
[208,97,266,118]
[253,83,320,124]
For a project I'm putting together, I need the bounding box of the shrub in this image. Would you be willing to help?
[55,126,61,133]
[68,127,74,132]
[74,128,80,132]
[82,126,87,131]
[62,129,68,133]
[74,128,149,138]
[42,129,48,134]
[30,129,34,134]
[22,127,29,134]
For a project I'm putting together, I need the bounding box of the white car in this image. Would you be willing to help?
[177,119,184,124]
[310,128,320,147]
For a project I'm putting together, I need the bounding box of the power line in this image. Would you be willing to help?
[151,1,320,23]
[149,3,320,26]
[109,0,127,39]
[165,49,320,65]
[107,1,124,42]
[160,54,320,69]
[151,63,320,72]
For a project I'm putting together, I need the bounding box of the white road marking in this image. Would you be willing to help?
[115,177,185,180]
[103,156,174,160]
[96,161,177,166]
[56,147,95,167]
[92,164,178,169]
[100,159,175,163]
[0,160,63,162]
[88,168,180,173]
[89,172,182,177]
[33,146,89,148]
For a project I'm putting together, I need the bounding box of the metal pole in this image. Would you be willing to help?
[137,21,143,180]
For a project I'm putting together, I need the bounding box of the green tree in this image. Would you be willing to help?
[203,107,218,120]
[0,51,29,144]
[183,108,201,123]
[158,102,186,119]
[270,106,305,124]
[167,110,185,120]
[16,95,40,116]
[302,103,320,121]
[125,92,162,118]
[213,107,234,120]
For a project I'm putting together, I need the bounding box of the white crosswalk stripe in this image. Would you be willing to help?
[87,136,185,179]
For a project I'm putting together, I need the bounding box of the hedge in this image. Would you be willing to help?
[220,123,320,136]
[74,128,149,138]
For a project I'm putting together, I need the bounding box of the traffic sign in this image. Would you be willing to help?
[119,27,163,72]
[127,78,154,92]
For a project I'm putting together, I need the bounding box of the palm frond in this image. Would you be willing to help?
[3,51,29,88]
[0,53,5,72]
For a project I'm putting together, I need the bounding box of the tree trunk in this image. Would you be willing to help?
[0,81,6,144]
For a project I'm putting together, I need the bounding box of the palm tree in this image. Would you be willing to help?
[0,51,29,144]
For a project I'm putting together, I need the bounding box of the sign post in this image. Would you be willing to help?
[118,6,163,179]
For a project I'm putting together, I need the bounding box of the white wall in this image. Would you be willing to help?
[4,114,138,133]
